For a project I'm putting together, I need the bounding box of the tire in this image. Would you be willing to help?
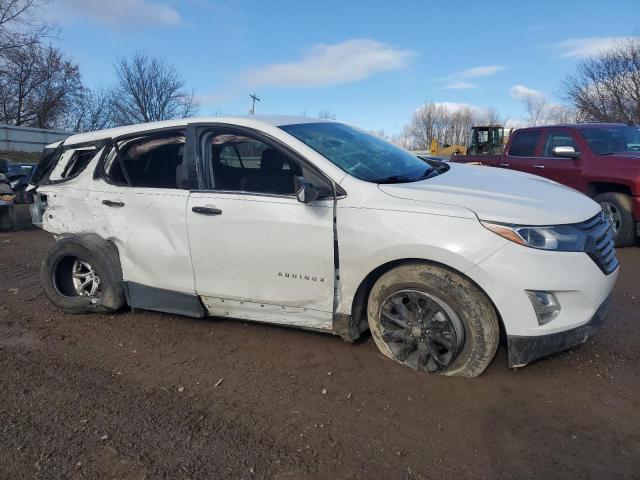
[0,205,16,231]
[367,263,499,378]
[40,234,125,314]
[595,192,635,247]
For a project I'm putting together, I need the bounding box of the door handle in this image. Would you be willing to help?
[192,206,222,216]
[499,163,510,167]
[533,164,545,169]
[102,200,124,207]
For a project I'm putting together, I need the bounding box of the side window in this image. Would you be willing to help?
[104,131,185,189]
[204,131,328,196]
[48,146,99,182]
[508,131,541,157]
[61,148,98,179]
[543,131,579,157]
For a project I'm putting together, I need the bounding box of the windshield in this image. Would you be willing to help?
[580,126,640,155]
[280,122,441,183]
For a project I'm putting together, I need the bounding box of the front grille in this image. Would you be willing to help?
[575,212,619,274]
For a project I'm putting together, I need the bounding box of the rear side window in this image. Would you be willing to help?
[47,146,100,182]
[218,139,267,169]
[508,131,541,157]
[61,148,98,179]
[104,131,185,189]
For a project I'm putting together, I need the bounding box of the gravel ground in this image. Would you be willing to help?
[1,226,639,479]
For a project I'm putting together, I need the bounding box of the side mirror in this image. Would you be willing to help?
[552,146,581,159]
[294,177,319,203]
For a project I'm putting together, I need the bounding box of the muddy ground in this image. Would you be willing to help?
[1,223,639,479]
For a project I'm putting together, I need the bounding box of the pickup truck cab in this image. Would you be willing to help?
[451,123,640,246]
[33,116,618,377]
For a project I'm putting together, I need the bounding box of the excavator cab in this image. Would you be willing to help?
[467,126,511,155]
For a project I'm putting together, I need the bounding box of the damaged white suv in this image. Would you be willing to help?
[34,116,618,377]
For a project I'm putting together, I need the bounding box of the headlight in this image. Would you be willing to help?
[481,221,588,251]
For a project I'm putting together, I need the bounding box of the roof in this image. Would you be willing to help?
[62,115,331,146]
[514,122,631,131]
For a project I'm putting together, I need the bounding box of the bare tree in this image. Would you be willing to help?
[562,36,640,124]
[523,94,547,126]
[482,106,503,125]
[545,104,579,124]
[406,102,479,149]
[0,0,53,52]
[63,86,114,132]
[318,109,336,120]
[111,52,198,125]
[0,42,81,128]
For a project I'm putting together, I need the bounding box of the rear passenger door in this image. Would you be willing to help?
[91,130,195,295]
[500,129,544,176]
[536,128,583,189]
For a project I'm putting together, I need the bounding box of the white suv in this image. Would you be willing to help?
[34,116,618,377]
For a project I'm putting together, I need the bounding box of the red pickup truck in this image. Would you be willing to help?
[450,123,640,246]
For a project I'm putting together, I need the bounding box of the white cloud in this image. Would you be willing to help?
[443,64,506,89]
[509,84,545,99]
[244,39,413,88]
[504,117,527,129]
[553,36,635,58]
[434,102,480,113]
[56,0,182,26]
[444,81,475,90]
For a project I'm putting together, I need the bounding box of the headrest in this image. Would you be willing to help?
[260,149,285,171]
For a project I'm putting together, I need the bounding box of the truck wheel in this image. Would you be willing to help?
[367,263,499,378]
[595,192,635,247]
[40,234,125,314]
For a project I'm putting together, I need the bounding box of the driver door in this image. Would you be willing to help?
[185,124,336,330]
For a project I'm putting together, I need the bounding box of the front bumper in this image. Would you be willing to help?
[507,294,613,367]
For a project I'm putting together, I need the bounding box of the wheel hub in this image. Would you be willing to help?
[379,290,465,373]
[600,201,621,233]
[70,259,100,298]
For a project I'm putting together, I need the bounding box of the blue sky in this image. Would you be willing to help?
[49,0,639,133]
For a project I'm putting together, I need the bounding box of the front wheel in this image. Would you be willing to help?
[367,263,499,378]
[595,192,635,247]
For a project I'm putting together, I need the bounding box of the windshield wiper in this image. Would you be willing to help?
[373,167,440,184]
[373,175,416,184]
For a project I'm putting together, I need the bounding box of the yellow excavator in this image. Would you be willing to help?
[429,138,467,157]
[465,125,513,155]
[429,126,513,158]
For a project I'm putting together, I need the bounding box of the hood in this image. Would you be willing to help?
[379,163,601,225]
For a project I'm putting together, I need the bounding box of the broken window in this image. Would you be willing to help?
[61,148,98,179]
[104,131,186,189]
[47,146,99,182]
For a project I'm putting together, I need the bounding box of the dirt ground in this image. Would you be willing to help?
[1,224,639,480]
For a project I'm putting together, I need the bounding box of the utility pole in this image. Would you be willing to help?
[249,93,261,115]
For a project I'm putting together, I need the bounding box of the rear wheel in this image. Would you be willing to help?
[41,234,125,314]
[595,192,635,247]
[367,263,499,378]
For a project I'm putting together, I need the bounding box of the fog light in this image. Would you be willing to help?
[526,291,560,325]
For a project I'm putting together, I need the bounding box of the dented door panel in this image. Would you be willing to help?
[89,182,194,294]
